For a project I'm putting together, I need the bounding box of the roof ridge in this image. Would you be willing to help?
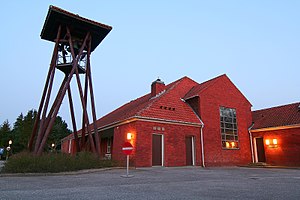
[200,74,226,85]
[136,78,183,116]
[50,5,112,30]
[253,102,300,113]
[184,74,226,99]
[198,74,226,92]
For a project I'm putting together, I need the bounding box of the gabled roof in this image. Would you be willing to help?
[252,102,300,130]
[96,76,201,130]
[184,74,251,106]
[184,74,225,100]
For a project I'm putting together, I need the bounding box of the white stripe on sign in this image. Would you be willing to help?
[122,147,133,150]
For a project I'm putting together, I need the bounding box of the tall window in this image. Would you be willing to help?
[220,107,239,149]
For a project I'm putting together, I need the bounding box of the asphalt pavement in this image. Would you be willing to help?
[0,167,299,200]
[0,160,5,171]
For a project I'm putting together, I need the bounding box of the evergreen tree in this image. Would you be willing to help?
[12,110,37,153]
[0,120,12,147]
[3,109,71,153]
[48,116,72,150]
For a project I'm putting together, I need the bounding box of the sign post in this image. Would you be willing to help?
[121,142,134,178]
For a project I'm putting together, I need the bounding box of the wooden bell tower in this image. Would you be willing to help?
[28,6,112,156]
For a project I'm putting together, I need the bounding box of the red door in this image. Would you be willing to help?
[256,138,266,162]
[152,134,162,166]
[186,136,194,166]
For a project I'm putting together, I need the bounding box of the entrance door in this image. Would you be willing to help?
[152,134,163,166]
[186,136,195,166]
[255,138,266,162]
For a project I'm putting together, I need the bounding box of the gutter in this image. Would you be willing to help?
[248,122,255,163]
[200,120,205,168]
[250,123,300,132]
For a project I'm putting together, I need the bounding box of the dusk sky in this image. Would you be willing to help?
[1,1,299,128]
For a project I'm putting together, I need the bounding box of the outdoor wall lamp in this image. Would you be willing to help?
[265,139,278,148]
[127,133,133,140]
[6,140,13,160]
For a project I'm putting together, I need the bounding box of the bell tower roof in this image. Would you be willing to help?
[40,5,112,52]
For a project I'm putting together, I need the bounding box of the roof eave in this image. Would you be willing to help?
[250,123,300,132]
[97,115,202,132]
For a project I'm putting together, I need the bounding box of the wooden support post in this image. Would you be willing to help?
[29,25,61,151]
[67,85,80,152]
[86,39,101,156]
[67,28,96,154]
[36,30,90,155]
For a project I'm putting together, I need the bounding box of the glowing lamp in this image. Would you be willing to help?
[265,138,278,148]
[231,142,235,147]
[8,140,12,145]
[127,133,133,140]
[226,142,230,148]
[51,143,55,148]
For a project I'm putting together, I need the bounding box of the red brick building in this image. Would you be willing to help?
[250,102,300,166]
[62,74,255,167]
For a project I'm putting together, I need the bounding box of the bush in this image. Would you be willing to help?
[1,151,117,173]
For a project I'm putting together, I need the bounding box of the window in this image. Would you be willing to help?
[220,107,239,149]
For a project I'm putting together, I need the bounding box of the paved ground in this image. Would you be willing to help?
[0,160,5,170]
[0,167,299,200]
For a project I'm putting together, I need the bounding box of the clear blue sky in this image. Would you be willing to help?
[0,1,299,128]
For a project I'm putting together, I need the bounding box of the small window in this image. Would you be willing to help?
[220,107,239,149]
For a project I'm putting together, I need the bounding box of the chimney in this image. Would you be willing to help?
[151,78,165,97]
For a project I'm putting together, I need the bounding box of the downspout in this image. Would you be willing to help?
[248,122,255,163]
[181,98,205,167]
[200,120,205,168]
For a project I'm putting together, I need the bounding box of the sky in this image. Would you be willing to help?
[0,0,299,129]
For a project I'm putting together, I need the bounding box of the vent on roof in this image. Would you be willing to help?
[160,106,175,111]
[298,104,300,111]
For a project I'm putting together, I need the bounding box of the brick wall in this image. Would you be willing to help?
[252,127,300,166]
[111,121,201,167]
[61,138,76,155]
[198,76,252,166]
[111,122,137,167]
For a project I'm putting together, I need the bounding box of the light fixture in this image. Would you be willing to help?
[127,133,133,140]
[8,140,12,145]
[51,143,55,148]
[265,138,278,148]
[226,142,230,148]
[231,142,235,148]
[265,139,270,145]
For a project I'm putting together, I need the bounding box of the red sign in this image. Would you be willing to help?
[122,142,133,155]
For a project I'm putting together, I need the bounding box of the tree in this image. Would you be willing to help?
[3,109,71,153]
[48,116,72,150]
[0,120,12,147]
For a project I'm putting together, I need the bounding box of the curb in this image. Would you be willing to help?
[0,167,124,177]
[239,165,300,170]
